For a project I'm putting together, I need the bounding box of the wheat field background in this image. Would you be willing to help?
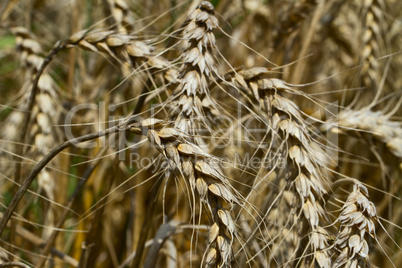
[0,0,401,267]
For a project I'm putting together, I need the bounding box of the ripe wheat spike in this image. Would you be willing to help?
[0,1,400,267]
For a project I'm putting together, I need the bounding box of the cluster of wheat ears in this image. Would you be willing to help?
[0,0,401,267]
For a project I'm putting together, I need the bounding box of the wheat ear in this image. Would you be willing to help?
[0,27,41,176]
[168,1,219,135]
[8,27,63,241]
[143,3,235,266]
[232,68,333,267]
[107,0,134,34]
[360,0,386,91]
[167,3,236,266]
[333,182,378,267]
[68,29,178,85]
[126,117,238,268]
[326,108,402,159]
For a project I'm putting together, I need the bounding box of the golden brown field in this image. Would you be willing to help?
[0,0,401,267]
